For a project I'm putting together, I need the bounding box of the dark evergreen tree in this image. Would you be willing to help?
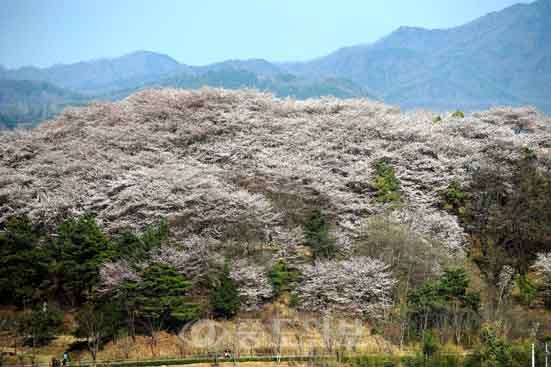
[0,215,47,306]
[269,259,300,297]
[303,209,336,259]
[408,268,480,343]
[46,215,114,306]
[18,306,63,347]
[210,263,240,318]
[118,262,198,356]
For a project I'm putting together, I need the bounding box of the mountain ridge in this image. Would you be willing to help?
[1,0,550,128]
[284,0,551,111]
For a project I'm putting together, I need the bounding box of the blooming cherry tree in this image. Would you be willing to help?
[297,256,396,319]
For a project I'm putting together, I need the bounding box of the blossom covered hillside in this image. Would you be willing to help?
[1,88,550,252]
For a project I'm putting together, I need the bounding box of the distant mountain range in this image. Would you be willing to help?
[285,0,551,111]
[1,0,550,128]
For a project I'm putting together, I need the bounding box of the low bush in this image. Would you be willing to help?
[373,160,402,205]
[441,179,467,216]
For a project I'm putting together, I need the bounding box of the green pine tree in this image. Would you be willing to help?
[210,263,240,318]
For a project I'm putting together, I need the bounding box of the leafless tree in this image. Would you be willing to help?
[76,305,107,367]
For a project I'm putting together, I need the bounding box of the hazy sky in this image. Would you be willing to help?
[1,0,529,68]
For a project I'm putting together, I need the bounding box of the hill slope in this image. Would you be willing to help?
[1,88,549,251]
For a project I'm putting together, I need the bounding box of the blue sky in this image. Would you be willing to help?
[0,0,529,68]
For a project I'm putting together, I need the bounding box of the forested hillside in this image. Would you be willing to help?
[0,80,84,129]
[1,89,551,366]
[0,59,368,128]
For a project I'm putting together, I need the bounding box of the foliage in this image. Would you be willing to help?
[148,237,223,285]
[354,215,449,290]
[0,215,46,306]
[464,325,520,367]
[423,330,439,357]
[139,220,170,251]
[269,259,301,296]
[514,274,537,305]
[438,268,480,309]
[18,306,64,347]
[1,89,551,356]
[210,263,240,318]
[112,227,151,260]
[433,116,442,124]
[0,213,179,308]
[47,215,115,306]
[441,179,467,216]
[452,111,465,118]
[373,160,402,205]
[408,268,480,343]
[464,153,551,276]
[303,209,336,259]
[123,262,199,329]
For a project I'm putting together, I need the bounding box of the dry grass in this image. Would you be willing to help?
[172,363,309,367]
[96,301,397,362]
[1,303,399,364]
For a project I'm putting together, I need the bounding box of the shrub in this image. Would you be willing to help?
[464,325,521,367]
[408,268,480,343]
[441,179,467,216]
[210,263,240,318]
[515,274,537,305]
[521,146,537,160]
[354,215,448,290]
[303,209,336,259]
[373,160,401,205]
[269,259,301,296]
[423,330,439,358]
[452,110,465,118]
[433,116,442,124]
[18,306,64,347]
[0,214,46,306]
[463,151,551,275]
[50,215,114,306]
